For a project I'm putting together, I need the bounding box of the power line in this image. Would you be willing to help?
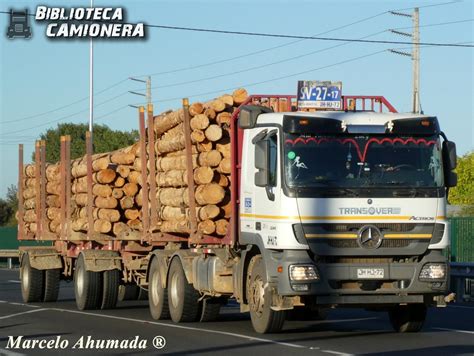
[139,49,386,106]
[143,23,473,48]
[133,11,387,78]
[393,18,473,30]
[139,30,387,92]
[392,0,461,11]
[0,92,128,135]
[0,78,128,124]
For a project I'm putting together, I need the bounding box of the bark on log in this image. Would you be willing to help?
[156,170,186,187]
[23,188,35,200]
[157,188,188,207]
[46,195,61,208]
[159,220,189,233]
[154,109,184,136]
[111,152,135,165]
[92,184,113,198]
[24,210,36,223]
[95,196,118,209]
[25,165,36,178]
[46,207,61,221]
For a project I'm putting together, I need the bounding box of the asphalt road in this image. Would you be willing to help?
[0,268,473,356]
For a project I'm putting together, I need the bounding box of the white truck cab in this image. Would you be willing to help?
[237,103,457,333]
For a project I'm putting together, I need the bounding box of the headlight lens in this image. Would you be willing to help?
[289,265,319,281]
[419,263,446,281]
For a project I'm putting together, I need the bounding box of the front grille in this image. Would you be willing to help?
[320,257,395,264]
[319,223,418,232]
[327,239,413,248]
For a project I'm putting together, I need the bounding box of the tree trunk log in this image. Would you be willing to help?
[204,125,223,142]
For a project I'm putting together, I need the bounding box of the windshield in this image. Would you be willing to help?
[284,134,444,189]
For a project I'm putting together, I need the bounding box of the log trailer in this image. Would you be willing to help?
[17,88,457,333]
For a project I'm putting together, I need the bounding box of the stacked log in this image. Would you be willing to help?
[20,163,61,236]
[18,88,248,240]
[148,88,247,236]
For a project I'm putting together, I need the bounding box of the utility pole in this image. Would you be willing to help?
[89,0,94,138]
[412,8,420,114]
[129,76,151,108]
[388,7,421,114]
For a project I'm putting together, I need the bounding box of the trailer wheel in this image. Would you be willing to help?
[100,269,120,309]
[200,298,222,322]
[247,255,285,333]
[43,269,61,302]
[168,258,200,322]
[74,254,102,310]
[389,304,427,332]
[20,253,44,303]
[149,258,170,320]
[118,284,139,301]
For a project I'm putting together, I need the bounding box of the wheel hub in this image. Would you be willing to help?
[151,271,160,305]
[249,277,265,316]
[170,272,180,309]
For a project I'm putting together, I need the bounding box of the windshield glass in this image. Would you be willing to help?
[284,134,444,188]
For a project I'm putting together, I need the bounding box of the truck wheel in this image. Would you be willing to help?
[100,269,120,309]
[247,255,285,333]
[149,258,170,320]
[168,258,200,322]
[118,284,139,301]
[20,254,44,303]
[200,299,222,322]
[43,269,61,302]
[74,254,102,310]
[389,304,427,332]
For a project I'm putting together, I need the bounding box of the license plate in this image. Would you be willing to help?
[357,268,384,279]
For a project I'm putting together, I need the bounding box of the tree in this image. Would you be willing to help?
[0,185,17,226]
[449,151,474,216]
[33,123,139,162]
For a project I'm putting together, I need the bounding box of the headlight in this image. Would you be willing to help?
[289,265,319,281]
[419,263,446,281]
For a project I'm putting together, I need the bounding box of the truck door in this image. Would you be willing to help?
[252,129,282,248]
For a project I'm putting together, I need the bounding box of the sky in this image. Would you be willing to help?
[0,0,473,197]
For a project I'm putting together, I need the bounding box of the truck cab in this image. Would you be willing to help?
[238,101,457,333]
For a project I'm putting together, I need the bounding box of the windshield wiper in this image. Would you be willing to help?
[322,187,360,197]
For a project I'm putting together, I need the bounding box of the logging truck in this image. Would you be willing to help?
[16,84,457,334]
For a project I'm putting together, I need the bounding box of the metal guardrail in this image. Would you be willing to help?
[0,249,19,269]
[450,262,474,302]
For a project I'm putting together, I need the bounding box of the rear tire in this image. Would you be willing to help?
[43,269,60,302]
[101,269,120,309]
[20,254,44,303]
[389,304,427,332]
[149,258,170,320]
[200,299,222,322]
[167,258,200,322]
[118,284,139,301]
[74,254,102,310]
[247,256,285,333]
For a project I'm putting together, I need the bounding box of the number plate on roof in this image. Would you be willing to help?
[297,80,342,110]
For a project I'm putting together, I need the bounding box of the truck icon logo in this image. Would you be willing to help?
[6,9,32,39]
[357,225,383,249]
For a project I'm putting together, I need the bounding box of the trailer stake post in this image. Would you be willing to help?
[86,131,94,240]
[139,106,150,239]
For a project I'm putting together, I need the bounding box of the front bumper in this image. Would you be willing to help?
[275,249,448,305]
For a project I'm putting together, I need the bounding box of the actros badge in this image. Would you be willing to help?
[6,9,32,39]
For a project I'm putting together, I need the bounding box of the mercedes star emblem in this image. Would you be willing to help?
[357,225,383,249]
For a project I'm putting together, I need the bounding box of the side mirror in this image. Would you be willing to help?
[442,140,457,171]
[446,171,457,188]
[239,105,273,129]
[254,140,270,187]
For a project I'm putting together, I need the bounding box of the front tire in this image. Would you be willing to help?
[167,258,200,322]
[74,254,102,310]
[247,256,285,333]
[149,258,170,320]
[20,253,44,303]
[389,304,427,332]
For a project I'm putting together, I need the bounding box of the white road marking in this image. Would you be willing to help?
[0,308,46,320]
[0,300,7,303]
[7,302,40,308]
[321,350,354,356]
[433,327,474,335]
[0,348,26,356]
[50,308,312,349]
[7,280,21,284]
